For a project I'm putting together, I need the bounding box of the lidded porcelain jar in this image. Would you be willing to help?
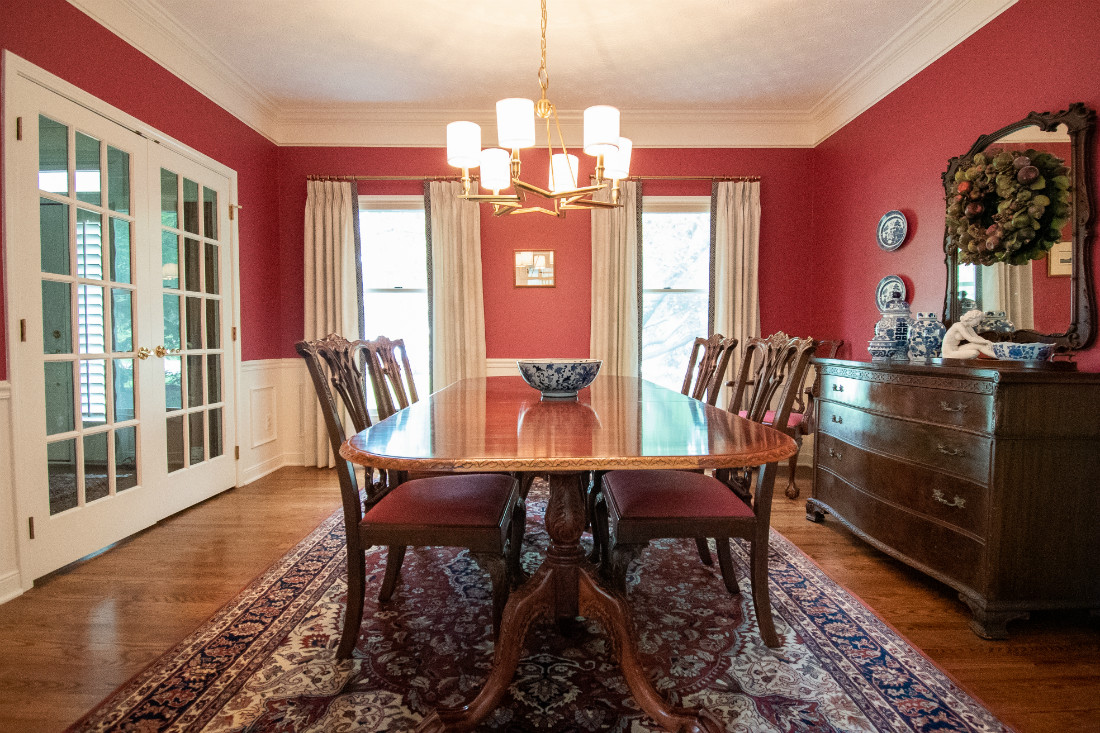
[908,312,947,360]
[980,310,1015,333]
[868,294,912,361]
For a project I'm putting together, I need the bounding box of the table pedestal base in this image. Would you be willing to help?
[416,473,723,733]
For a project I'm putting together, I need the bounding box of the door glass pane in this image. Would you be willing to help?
[206,300,220,349]
[166,415,185,473]
[40,198,70,275]
[77,285,105,355]
[83,432,109,503]
[42,280,72,354]
[203,187,218,239]
[38,116,68,194]
[204,243,219,294]
[207,354,221,404]
[113,358,135,422]
[161,231,179,288]
[110,218,131,283]
[47,439,78,514]
[163,295,181,349]
[160,169,178,228]
[80,359,107,428]
[75,132,102,206]
[165,355,182,410]
[188,411,204,465]
[115,426,138,491]
[184,238,201,292]
[76,208,103,279]
[111,289,133,352]
[45,361,75,435]
[107,145,130,214]
[186,297,202,350]
[187,354,203,407]
[183,178,199,234]
[209,407,223,458]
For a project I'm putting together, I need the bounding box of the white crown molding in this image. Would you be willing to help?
[65,0,280,142]
[811,0,1019,145]
[65,0,1016,149]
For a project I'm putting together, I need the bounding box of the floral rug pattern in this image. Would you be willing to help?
[71,481,1010,732]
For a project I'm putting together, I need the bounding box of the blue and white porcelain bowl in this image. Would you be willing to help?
[517,359,602,399]
[989,342,1054,362]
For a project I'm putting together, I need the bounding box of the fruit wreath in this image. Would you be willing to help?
[945,148,1072,266]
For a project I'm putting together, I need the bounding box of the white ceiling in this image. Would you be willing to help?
[67,0,1017,147]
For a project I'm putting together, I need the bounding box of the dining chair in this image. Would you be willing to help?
[296,333,526,658]
[780,338,843,499]
[361,335,419,420]
[593,334,816,647]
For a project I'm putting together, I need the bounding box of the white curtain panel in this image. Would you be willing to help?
[590,181,640,376]
[993,261,1036,330]
[303,180,360,468]
[713,180,761,408]
[427,180,487,389]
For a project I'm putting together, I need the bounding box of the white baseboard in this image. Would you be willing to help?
[0,570,22,604]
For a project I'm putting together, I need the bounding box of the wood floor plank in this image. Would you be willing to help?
[0,466,1096,732]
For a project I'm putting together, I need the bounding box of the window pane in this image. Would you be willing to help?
[360,209,428,289]
[186,297,202,350]
[641,292,709,392]
[188,411,204,465]
[165,355,182,411]
[363,290,429,395]
[40,198,70,275]
[203,187,218,239]
[184,238,201,291]
[113,358,135,422]
[641,211,710,290]
[160,169,178,228]
[45,361,75,436]
[110,217,131,283]
[207,354,221,404]
[187,354,203,407]
[107,146,130,214]
[209,408,223,458]
[80,358,107,428]
[75,132,101,206]
[115,426,138,491]
[77,285,105,354]
[183,178,199,234]
[42,280,73,354]
[84,432,109,503]
[111,289,132,353]
[166,415,185,473]
[206,300,221,349]
[48,439,78,514]
[162,231,180,287]
[163,295,181,350]
[204,243,219,294]
[38,116,68,194]
[76,208,103,280]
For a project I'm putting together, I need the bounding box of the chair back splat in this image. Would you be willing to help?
[362,335,419,420]
[681,333,738,405]
[729,333,816,433]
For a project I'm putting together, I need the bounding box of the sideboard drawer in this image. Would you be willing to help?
[813,468,983,590]
[818,370,993,433]
[815,432,987,538]
[818,402,992,485]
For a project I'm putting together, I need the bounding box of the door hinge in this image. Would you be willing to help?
[28,517,35,540]
[16,117,23,141]
[234,446,240,460]
[20,319,27,342]
[229,203,242,221]
[232,326,237,342]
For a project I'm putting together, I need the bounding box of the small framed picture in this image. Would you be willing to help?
[1048,241,1072,277]
[514,250,555,287]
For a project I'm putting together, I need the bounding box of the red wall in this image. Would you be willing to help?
[811,0,1100,370]
[275,146,817,360]
[0,0,281,380]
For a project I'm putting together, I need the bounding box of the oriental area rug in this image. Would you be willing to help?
[70,480,1010,733]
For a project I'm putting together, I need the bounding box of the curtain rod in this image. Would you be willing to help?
[629,175,760,182]
[306,174,759,182]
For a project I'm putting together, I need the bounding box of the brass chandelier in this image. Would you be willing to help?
[445,0,632,217]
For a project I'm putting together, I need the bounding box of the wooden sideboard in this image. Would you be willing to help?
[806,358,1100,638]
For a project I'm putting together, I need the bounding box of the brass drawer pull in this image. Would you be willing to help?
[827,447,843,460]
[831,384,844,392]
[831,414,843,424]
[940,401,967,413]
[932,489,966,508]
[937,443,962,457]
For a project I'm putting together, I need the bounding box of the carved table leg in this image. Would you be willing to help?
[417,472,722,732]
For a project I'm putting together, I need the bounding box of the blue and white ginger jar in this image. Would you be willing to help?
[908,312,947,360]
[980,310,1015,334]
[868,295,912,361]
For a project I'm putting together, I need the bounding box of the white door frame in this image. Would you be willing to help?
[2,51,243,590]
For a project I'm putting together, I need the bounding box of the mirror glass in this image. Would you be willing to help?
[942,104,1095,351]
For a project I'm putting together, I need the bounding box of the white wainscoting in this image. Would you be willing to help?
[486,358,523,377]
[0,382,22,602]
[237,359,307,486]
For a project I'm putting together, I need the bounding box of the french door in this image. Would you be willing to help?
[5,64,237,580]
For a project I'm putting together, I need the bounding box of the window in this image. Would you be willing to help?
[641,197,711,391]
[358,196,430,401]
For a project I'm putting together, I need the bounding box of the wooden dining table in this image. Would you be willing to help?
[340,375,797,732]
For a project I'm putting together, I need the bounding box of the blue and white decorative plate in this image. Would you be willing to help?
[875,274,907,313]
[877,210,908,251]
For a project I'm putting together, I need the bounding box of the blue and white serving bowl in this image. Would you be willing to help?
[517,359,602,399]
[989,342,1054,362]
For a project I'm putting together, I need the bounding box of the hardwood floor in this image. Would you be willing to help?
[0,466,1096,731]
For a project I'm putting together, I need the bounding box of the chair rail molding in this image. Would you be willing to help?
[0,381,23,602]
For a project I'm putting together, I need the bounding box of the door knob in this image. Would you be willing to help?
[154,345,181,358]
[137,346,151,360]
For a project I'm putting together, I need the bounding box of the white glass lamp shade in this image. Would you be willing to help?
[479,148,512,191]
[583,105,620,156]
[446,121,481,168]
[604,136,632,180]
[496,98,536,149]
[549,153,579,193]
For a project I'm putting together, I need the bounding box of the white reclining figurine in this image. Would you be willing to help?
[941,309,997,359]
